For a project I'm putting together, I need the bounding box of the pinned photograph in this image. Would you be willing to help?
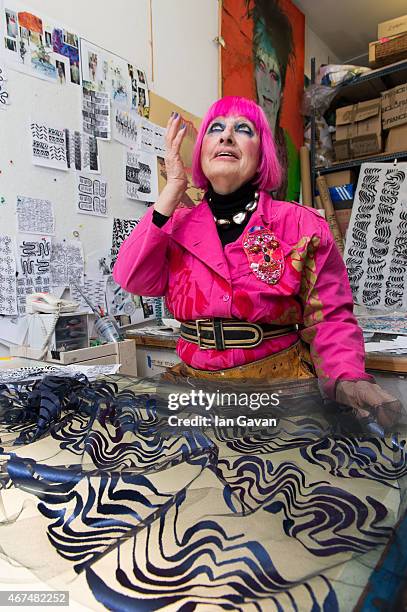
[56,59,66,84]
[5,10,18,38]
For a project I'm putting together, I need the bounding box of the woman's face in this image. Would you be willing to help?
[200,115,260,194]
[255,46,282,133]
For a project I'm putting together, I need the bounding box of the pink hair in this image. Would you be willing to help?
[192,96,282,191]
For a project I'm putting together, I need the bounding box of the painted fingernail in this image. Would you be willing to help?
[174,112,178,118]
[181,123,186,129]
[170,111,174,117]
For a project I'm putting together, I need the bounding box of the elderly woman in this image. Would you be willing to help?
[113,96,399,426]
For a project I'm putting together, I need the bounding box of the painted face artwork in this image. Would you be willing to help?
[200,115,260,193]
[255,45,282,134]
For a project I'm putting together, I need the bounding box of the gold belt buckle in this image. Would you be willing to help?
[195,319,212,349]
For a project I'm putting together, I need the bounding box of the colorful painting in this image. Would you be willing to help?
[221,0,305,201]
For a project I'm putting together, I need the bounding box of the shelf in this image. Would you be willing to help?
[315,150,407,174]
[328,60,407,111]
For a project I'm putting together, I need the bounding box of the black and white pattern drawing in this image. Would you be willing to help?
[112,105,140,147]
[139,118,165,156]
[111,217,140,267]
[82,85,111,140]
[105,274,136,316]
[30,121,68,170]
[50,240,84,287]
[0,63,10,109]
[70,277,107,313]
[17,196,55,235]
[17,237,51,314]
[0,234,17,315]
[76,174,107,217]
[125,150,158,202]
[345,162,407,310]
[65,129,100,173]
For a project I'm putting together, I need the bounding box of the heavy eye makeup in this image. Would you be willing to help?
[207,120,255,137]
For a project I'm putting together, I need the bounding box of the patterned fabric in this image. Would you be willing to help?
[113,192,372,397]
[0,374,405,611]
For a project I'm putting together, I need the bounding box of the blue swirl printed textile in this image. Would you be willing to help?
[0,373,406,611]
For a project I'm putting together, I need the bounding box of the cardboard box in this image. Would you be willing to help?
[325,170,356,188]
[369,32,407,68]
[381,83,407,129]
[385,123,407,152]
[334,99,382,160]
[378,15,407,39]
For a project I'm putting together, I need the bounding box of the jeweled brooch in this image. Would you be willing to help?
[243,226,284,285]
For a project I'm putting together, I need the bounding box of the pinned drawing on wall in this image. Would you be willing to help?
[1,4,80,86]
[105,275,137,317]
[111,217,140,267]
[30,120,68,170]
[0,234,18,315]
[344,162,407,310]
[50,240,84,286]
[112,104,140,147]
[139,118,166,156]
[0,62,10,108]
[16,236,51,314]
[125,149,158,202]
[80,39,132,106]
[76,173,108,217]
[17,196,55,234]
[128,63,149,117]
[70,277,107,314]
[65,130,100,173]
[82,84,111,140]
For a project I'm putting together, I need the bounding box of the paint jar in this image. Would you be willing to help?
[94,316,123,344]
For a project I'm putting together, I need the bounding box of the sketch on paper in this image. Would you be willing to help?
[139,118,165,156]
[112,105,140,147]
[111,217,140,266]
[0,234,18,315]
[50,240,84,286]
[80,39,132,106]
[65,129,100,173]
[105,275,136,316]
[82,84,110,140]
[70,277,107,313]
[17,196,55,235]
[2,5,80,85]
[31,121,68,170]
[0,63,10,108]
[76,174,107,217]
[16,236,51,314]
[125,150,158,202]
[344,163,407,310]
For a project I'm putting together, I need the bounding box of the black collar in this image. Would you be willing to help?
[205,181,256,219]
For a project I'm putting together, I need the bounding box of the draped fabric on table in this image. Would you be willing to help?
[0,373,406,611]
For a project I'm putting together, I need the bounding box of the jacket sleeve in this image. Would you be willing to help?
[112,207,170,297]
[298,222,374,398]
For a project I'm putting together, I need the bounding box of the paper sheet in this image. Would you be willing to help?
[344,163,407,310]
[125,149,158,202]
[65,129,100,173]
[112,105,140,147]
[17,196,55,234]
[0,315,28,346]
[0,234,18,315]
[139,118,165,156]
[16,236,51,314]
[70,277,107,313]
[2,4,80,86]
[105,275,137,316]
[128,63,149,116]
[50,240,84,286]
[0,62,10,108]
[30,120,68,170]
[111,217,140,266]
[357,314,407,335]
[76,173,108,217]
[365,335,407,354]
[82,84,111,140]
[0,363,121,385]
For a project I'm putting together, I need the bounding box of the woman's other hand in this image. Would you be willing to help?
[336,380,402,429]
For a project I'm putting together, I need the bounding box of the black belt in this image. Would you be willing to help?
[180,318,298,350]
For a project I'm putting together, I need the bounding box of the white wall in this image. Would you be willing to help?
[304,25,340,80]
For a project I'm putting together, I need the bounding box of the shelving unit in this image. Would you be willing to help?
[310,58,407,195]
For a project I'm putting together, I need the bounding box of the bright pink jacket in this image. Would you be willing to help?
[113,191,372,396]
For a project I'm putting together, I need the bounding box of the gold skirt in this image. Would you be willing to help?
[167,340,316,381]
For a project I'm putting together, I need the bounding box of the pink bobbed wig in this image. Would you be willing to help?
[192,96,282,192]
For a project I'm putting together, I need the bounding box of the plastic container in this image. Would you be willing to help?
[94,316,123,344]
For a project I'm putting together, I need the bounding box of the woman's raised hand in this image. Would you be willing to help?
[153,113,188,217]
